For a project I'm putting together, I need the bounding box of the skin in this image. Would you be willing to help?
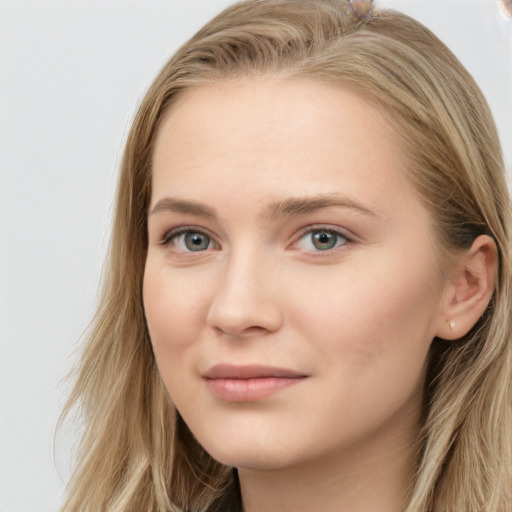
[143,78,494,512]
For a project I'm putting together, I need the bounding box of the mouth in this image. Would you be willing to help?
[202,364,308,402]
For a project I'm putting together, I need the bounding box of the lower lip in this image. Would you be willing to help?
[205,377,306,402]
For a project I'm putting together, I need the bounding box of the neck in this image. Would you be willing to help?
[238,405,420,512]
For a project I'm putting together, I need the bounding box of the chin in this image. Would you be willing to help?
[212,451,294,471]
[201,436,302,471]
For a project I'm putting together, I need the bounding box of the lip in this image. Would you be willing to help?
[203,364,308,402]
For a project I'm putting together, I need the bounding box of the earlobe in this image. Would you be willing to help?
[436,235,498,341]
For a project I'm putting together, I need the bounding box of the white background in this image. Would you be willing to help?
[0,1,510,511]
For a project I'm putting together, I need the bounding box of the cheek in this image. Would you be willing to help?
[287,262,436,439]
[142,264,215,425]
[288,250,439,380]
[143,264,208,373]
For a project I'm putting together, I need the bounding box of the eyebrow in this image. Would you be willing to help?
[149,198,216,218]
[265,194,380,219]
[149,194,380,220]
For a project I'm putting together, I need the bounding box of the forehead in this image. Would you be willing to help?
[151,78,419,221]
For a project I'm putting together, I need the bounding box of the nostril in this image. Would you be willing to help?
[240,326,269,336]
[212,323,271,338]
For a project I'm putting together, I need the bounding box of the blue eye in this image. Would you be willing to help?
[183,232,211,251]
[163,229,215,252]
[298,229,348,251]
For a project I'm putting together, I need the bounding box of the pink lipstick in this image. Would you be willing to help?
[203,364,307,402]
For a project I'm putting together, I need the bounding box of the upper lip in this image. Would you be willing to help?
[203,364,307,380]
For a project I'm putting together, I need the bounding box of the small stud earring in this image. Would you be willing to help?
[448,320,456,330]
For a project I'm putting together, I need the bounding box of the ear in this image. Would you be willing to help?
[435,235,498,341]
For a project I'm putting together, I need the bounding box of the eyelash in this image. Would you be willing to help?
[161,227,218,250]
[294,226,350,253]
[160,225,352,254]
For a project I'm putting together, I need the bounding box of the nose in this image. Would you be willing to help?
[206,251,283,338]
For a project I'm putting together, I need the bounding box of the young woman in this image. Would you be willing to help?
[60,1,512,511]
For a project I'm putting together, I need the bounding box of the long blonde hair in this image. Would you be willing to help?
[60,1,512,511]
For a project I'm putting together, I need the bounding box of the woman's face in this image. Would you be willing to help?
[144,78,449,470]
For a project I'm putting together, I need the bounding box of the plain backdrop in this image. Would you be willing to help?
[0,1,510,511]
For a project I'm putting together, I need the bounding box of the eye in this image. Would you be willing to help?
[162,228,217,252]
[296,228,348,252]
